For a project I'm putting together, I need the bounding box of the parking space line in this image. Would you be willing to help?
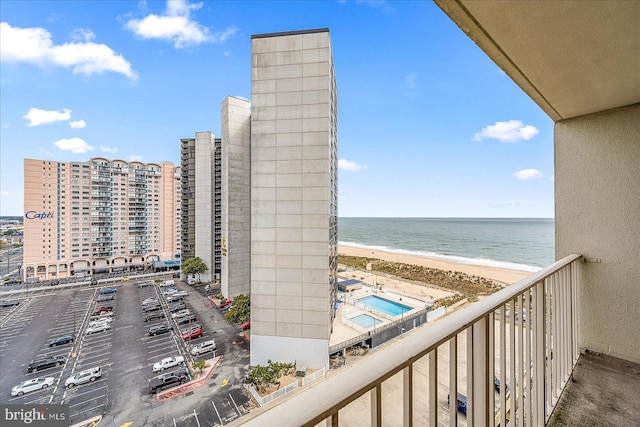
[70,403,106,417]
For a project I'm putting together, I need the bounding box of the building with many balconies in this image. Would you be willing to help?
[22,158,181,281]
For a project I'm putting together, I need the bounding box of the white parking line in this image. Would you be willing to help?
[70,402,106,417]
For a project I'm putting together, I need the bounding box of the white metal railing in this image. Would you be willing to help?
[302,365,327,387]
[246,379,299,406]
[236,254,582,427]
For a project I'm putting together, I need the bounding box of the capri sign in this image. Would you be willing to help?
[25,211,54,220]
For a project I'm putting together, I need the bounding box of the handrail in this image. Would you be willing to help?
[235,254,582,426]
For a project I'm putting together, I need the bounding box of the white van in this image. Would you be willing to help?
[161,280,175,287]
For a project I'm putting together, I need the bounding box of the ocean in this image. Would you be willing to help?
[338,218,555,272]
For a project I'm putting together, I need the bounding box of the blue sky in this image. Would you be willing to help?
[0,0,554,218]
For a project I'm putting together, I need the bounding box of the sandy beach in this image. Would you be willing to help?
[338,243,532,285]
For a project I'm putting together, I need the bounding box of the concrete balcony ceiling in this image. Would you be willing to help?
[434,0,640,121]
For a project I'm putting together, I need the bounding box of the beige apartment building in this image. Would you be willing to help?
[22,158,181,281]
[250,28,338,368]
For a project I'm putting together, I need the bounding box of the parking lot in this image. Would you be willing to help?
[0,279,252,426]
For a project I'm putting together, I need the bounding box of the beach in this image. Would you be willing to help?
[338,243,532,285]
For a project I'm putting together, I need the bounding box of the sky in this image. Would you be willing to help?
[0,0,554,218]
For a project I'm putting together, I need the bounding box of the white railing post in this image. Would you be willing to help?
[429,349,438,427]
[472,316,489,427]
[403,364,413,427]
[450,336,458,427]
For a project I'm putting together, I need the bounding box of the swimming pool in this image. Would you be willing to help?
[358,295,413,316]
[349,314,382,329]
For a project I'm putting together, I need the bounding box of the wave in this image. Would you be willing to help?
[338,241,542,273]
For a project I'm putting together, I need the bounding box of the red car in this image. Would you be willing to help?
[240,321,251,330]
[181,327,203,340]
[92,306,113,316]
[220,300,233,308]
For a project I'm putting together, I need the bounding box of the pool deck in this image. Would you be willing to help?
[330,270,457,346]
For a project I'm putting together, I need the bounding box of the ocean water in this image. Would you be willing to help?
[338,218,555,272]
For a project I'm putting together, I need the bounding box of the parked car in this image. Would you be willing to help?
[138,281,153,288]
[98,288,117,294]
[65,367,102,388]
[88,317,112,327]
[96,294,113,302]
[28,356,65,373]
[11,377,55,396]
[240,321,251,330]
[148,369,189,393]
[86,322,110,335]
[191,340,216,356]
[172,291,189,298]
[494,376,510,394]
[142,297,159,305]
[172,309,191,319]
[448,392,468,415]
[181,327,203,340]
[148,324,171,336]
[49,335,74,347]
[176,314,197,325]
[162,288,178,295]
[220,300,233,308]
[50,280,60,286]
[0,299,21,307]
[166,295,184,303]
[168,303,187,313]
[90,310,113,318]
[92,306,113,316]
[187,277,197,285]
[144,312,166,322]
[143,304,162,313]
[152,356,184,372]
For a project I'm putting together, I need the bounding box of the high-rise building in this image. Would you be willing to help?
[221,96,252,298]
[22,158,181,281]
[249,29,338,368]
[180,132,221,281]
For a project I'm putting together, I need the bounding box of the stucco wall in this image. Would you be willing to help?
[555,104,640,363]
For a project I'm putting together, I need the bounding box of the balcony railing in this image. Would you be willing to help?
[237,254,581,427]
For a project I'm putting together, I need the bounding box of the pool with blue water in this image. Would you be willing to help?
[358,295,413,316]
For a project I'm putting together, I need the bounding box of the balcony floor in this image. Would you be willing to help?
[547,350,640,426]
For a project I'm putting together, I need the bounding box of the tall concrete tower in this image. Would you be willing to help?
[250,29,338,368]
[221,96,252,298]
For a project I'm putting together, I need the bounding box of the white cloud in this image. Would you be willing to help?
[491,200,521,208]
[472,120,539,143]
[129,155,143,162]
[69,119,86,129]
[125,0,237,49]
[338,158,366,172]
[23,108,71,126]
[69,28,95,43]
[0,22,137,79]
[53,137,94,154]
[513,168,544,180]
[405,72,418,89]
[100,145,117,153]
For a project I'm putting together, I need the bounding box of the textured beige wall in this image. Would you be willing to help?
[221,96,252,298]
[555,104,640,363]
[251,30,336,368]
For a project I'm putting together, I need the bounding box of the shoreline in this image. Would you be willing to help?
[338,243,532,285]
